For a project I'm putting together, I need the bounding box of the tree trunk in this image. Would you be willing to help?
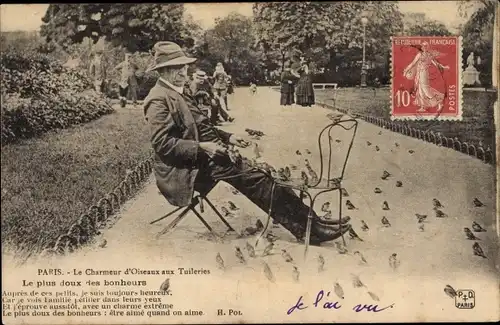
[281,51,285,72]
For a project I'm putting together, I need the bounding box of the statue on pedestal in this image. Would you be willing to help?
[467,52,475,68]
[463,51,481,86]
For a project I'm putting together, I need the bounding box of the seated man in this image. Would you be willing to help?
[143,41,352,245]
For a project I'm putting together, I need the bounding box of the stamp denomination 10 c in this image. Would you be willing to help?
[391,36,463,121]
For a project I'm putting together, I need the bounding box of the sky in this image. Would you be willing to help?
[0,2,469,33]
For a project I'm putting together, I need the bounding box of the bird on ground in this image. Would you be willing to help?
[284,166,292,179]
[381,170,391,180]
[354,251,368,265]
[464,228,480,240]
[216,253,225,270]
[378,131,382,135]
[228,201,239,211]
[323,211,332,220]
[473,198,484,207]
[321,202,331,212]
[296,150,302,156]
[434,208,447,218]
[305,149,311,155]
[334,282,345,299]
[341,188,349,197]
[265,231,278,242]
[159,278,170,292]
[221,207,234,218]
[335,139,342,143]
[361,220,369,231]
[409,149,415,154]
[246,242,256,258]
[367,291,380,301]
[418,224,425,232]
[375,145,380,151]
[381,216,391,227]
[281,249,294,263]
[382,201,390,210]
[444,285,457,298]
[292,266,300,282]
[335,242,348,254]
[253,143,261,159]
[262,242,274,256]
[472,221,486,232]
[263,262,275,283]
[395,142,400,147]
[389,253,400,270]
[98,239,107,248]
[367,141,372,146]
[230,188,240,195]
[255,219,264,231]
[235,247,246,264]
[301,171,309,186]
[374,187,382,194]
[349,228,364,241]
[472,242,487,258]
[278,168,288,181]
[351,274,365,288]
[433,198,444,209]
[396,181,403,187]
[307,167,319,184]
[415,214,427,223]
[290,164,298,170]
[346,200,356,210]
[318,254,325,273]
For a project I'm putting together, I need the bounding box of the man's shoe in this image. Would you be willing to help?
[314,215,351,226]
[310,222,351,244]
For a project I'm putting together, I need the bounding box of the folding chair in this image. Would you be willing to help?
[151,181,235,239]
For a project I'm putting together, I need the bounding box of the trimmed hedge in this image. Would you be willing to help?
[1,49,114,144]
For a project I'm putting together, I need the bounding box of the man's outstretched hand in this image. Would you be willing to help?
[229,135,251,148]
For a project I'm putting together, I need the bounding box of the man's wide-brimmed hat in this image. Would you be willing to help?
[147,41,197,72]
[195,70,207,79]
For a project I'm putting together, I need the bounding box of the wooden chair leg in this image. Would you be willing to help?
[204,197,235,231]
[156,204,194,239]
[150,206,183,225]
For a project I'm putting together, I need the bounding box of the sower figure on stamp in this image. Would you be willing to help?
[143,41,352,245]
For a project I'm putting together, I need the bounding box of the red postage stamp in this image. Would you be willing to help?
[391,36,462,120]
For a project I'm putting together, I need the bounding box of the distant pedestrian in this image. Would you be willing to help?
[280,61,300,106]
[89,48,107,93]
[114,52,139,108]
[295,57,315,107]
[250,82,257,95]
[212,62,229,111]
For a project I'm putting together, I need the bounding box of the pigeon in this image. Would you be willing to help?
[381,170,391,180]
[381,216,391,227]
[221,207,234,217]
[321,202,331,212]
[374,187,382,194]
[263,262,275,283]
[235,247,246,264]
[281,249,294,263]
[334,282,345,299]
[473,198,484,207]
[434,208,447,218]
[284,166,292,178]
[98,239,107,248]
[389,253,400,270]
[305,149,311,155]
[375,145,380,151]
[159,278,170,292]
[367,141,372,146]
[346,200,356,210]
[408,150,415,154]
[301,171,309,186]
[415,214,427,223]
[296,150,302,156]
[382,201,390,210]
[317,254,326,273]
[292,266,300,282]
[216,253,225,270]
[367,291,380,302]
[378,131,382,135]
[418,224,425,232]
[351,274,365,288]
[396,181,403,187]
[472,221,486,232]
[253,143,261,159]
[256,219,264,231]
[335,241,348,254]
[246,242,256,258]
[340,188,349,197]
[262,242,274,256]
[361,220,369,231]
[464,228,480,240]
[472,242,486,258]
[228,201,239,211]
[395,142,400,147]
[433,198,444,209]
[444,285,457,298]
[348,228,364,241]
[354,251,368,265]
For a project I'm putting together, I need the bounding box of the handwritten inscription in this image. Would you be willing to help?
[287,289,394,315]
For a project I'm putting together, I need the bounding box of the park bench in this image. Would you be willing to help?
[313,83,338,90]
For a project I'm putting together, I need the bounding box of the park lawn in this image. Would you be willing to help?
[1,107,151,261]
[315,88,497,150]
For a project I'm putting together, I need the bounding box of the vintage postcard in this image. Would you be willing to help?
[1,1,499,324]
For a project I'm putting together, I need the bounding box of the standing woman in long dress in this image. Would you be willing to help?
[295,57,315,107]
[280,61,300,106]
[212,62,230,111]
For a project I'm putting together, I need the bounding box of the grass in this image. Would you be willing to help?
[315,88,497,150]
[1,106,151,260]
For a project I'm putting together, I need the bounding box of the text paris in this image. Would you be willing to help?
[287,290,395,315]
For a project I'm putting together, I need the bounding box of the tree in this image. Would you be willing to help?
[403,13,452,36]
[40,4,195,52]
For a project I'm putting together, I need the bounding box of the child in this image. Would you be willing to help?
[250,82,257,95]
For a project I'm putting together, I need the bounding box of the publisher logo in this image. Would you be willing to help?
[455,289,475,309]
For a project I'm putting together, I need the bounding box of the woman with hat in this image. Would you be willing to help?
[280,61,300,106]
[114,52,140,108]
[212,62,230,111]
[295,56,316,107]
[89,48,107,93]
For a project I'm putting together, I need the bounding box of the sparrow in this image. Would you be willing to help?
[378,131,382,135]
[235,247,246,264]
[389,253,400,270]
[278,168,288,181]
[346,200,356,210]
[308,168,319,184]
[415,214,427,223]
[381,170,391,180]
[159,278,170,292]
[301,171,309,186]
[473,198,484,207]
[472,242,486,258]
[472,221,486,232]
[367,141,372,146]
[464,227,480,240]
[395,142,400,147]
[216,253,225,270]
[292,266,300,282]
[221,206,234,217]
[296,150,302,155]
[381,216,391,227]
[284,166,292,178]
[382,201,390,210]
[305,149,311,155]
[241,226,259,236]
[281,249,294,263]
[434,208,447,218]
[374,187,382,194]
[98,239,107,248]
[444,285,457,298]
[335,241,348,254]
[367,291,380,302]
[335,139,342,143]
[290,164,298,170]
[263,262,275,283]
[375,145,380,151]
[318,254,325,272]
[349,228,364,241]
[418,224,425,232]
[351,274,365,288]
[262,242,274,256]
[361,220,369,231]
[230,187,240,195]
[354,251,368,265]
[433,198,444,209]
[396,181,403,187]
[321,202,331,212]
[408,149,415,154]
[322,210,333,220]
[334,282,345,299]
[246,242,256,258]
[256,219,264,231]
[228,201,239,211]
[266,232,278,242]
[340,188,349,197]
